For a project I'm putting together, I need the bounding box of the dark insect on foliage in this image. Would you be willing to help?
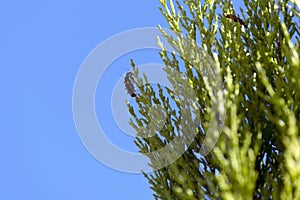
[225,14,247,28]
[275,35,282,61]
[124,72,136,97]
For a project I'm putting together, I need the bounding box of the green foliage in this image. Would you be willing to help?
[128,0,300,199]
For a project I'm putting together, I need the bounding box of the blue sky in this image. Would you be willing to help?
[0,1,168,199]
[0,1,246,199]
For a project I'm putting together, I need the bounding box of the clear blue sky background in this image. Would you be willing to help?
[0,1,168,200]
[0,1,243,199]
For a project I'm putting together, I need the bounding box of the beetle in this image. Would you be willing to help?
[124,72,136,97]
[225,14,247,28]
